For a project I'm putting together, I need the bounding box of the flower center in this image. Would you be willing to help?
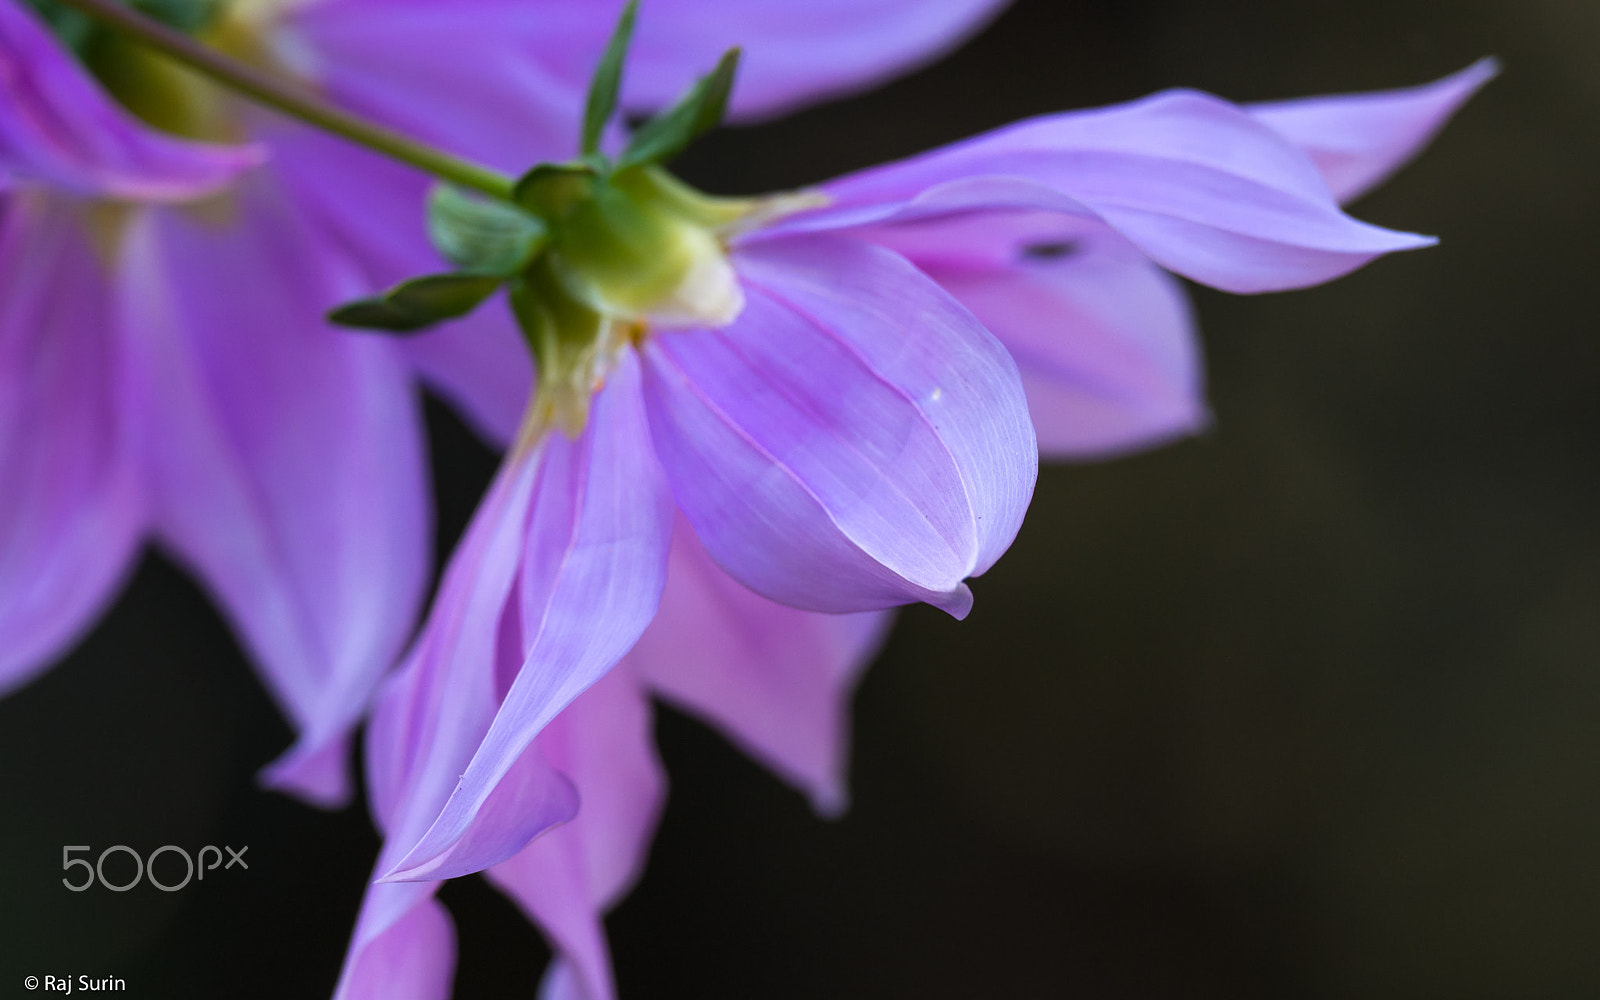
[27,0,285,141]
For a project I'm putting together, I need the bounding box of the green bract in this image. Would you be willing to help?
[427,184,549,276]
[327,274,503,333]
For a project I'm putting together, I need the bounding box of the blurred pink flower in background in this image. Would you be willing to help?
[0,0,1008,806]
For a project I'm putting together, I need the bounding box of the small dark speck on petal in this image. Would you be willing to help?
[1022,240,1080,260]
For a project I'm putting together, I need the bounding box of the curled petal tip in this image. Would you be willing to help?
[932,582,976,620]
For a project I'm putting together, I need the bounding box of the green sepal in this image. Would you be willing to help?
[512,162,599,220]
[616,47,740,171]
[328,273,503,333]
[427,184,548,276]
[130,0,221,34]
[581,0,639,157]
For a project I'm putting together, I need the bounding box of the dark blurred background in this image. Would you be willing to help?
[4,0,1597,996]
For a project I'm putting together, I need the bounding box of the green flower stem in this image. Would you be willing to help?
[50,0,516,200]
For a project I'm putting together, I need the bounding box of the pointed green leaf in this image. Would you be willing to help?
[328,273,503,333]
[427,184,548,276]
[616,47,740,171]
[582,0,639,157]
[327,297,422,333]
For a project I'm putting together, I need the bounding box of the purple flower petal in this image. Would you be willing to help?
[629,519,891,813]
[331,891,456,1000]
[384,353,674,882]
[335,453,579,999]
[115,175,428,807]
[0,1,259,199]
[487,665,665,1000]
[873,213,1207,458]
[619,0,1010,121]
[261,120,533,446]
[641,234,1035,618]
[289,0,583,172]
[535,962,588,1000]
[0,192,143,694]
[1249,59,1499,204]
[763,89,1437,293]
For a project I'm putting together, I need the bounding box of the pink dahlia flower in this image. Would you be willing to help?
[334,45,1492,1000]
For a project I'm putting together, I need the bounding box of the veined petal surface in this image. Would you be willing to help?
[641,234,1036,618]
[116,175,428,807]
[386,353,674,882]
[0,192,142,694]
[1249,59,1498,204]
[629,519,891,813]
[764,89,1436,292]
[0,0,259,199]
[872,213,1206,458]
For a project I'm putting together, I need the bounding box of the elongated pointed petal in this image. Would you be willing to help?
[116,177,428,807]
[336,456,580,1000]
[487,665,665,1000]
[642,234,1033,618]
[619,0,1009,121]
[1249,59,1498,204]
[764,89,1435,293]
[0,1,259,199]
[0,193,143,695]
[385,354,673,882]
[873,214,1206,458]
[630,520,891,812]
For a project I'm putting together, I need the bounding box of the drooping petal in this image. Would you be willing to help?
[629,519,891,813]
[385,353,674,882]
[115,174,429,807]
[261,119,532,446]
[0,191,143,695]
[870,213,1206,458]
[0,1,259,198]
[287,0,583,173]
[641,234,1035,618]
[761,89,1436,293]
[335,451,578,1000]
[487,664,665,1000]
[1249,59,1498,204]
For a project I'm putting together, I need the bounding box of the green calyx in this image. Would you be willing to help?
[334,162,751,434]
[330,0,762,437]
